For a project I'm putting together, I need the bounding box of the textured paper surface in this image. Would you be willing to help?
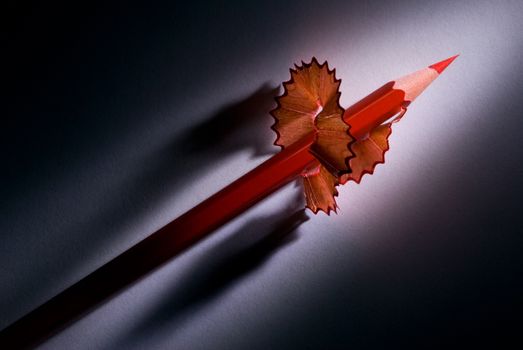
[3,1,523,349]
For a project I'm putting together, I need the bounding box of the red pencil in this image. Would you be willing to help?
[0,55,457,348]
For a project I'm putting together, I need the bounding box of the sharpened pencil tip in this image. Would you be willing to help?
[429,54,459,74]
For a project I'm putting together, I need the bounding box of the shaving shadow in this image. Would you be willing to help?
[109,193,309,349]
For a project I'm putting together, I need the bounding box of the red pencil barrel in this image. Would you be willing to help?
[0,133,318,349]
[2,56,457,347]
[162,132,318,249]
[344,82,406,139]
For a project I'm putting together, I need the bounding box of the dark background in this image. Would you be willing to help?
[2,1,522,349]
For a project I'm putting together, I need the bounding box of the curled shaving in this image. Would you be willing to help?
[271,58,354,213]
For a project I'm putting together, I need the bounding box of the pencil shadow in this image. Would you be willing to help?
[97,82,281,233]
[110,196,309,349]
[113,82,281,214]
[42,82,278,281]
[180,83,280,157]
[0,83,283,346]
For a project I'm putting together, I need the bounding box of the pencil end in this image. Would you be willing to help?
[429,54,459,74]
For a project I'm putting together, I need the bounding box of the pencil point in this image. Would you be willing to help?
[429,54,459,74]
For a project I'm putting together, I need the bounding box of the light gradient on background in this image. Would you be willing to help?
[1,0,522,348]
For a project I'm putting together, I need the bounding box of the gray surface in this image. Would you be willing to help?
[2,0,522,348]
